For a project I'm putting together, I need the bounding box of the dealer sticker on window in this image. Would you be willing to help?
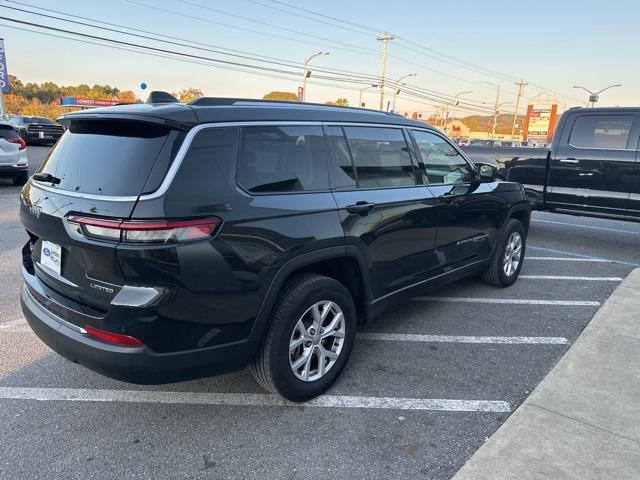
[41,240,62,276]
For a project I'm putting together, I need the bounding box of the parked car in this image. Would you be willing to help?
[463,107,640,222]
[0,121,28,185]
[19,95,531,401]
[8,115,64,145]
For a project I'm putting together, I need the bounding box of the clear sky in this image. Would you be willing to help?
[1,0,637,117]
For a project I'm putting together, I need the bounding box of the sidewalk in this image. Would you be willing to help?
[454,268,640,480]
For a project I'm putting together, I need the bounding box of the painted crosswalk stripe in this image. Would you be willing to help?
[358,333,568,344]
[0,387,511,413]
[518,275,622,281]
[414,297,600,306]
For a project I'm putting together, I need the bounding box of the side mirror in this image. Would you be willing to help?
[477,163,497,182]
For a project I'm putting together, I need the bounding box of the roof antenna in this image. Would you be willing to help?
[146,91,180,104]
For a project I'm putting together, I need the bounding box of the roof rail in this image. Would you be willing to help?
[189,96,390,115]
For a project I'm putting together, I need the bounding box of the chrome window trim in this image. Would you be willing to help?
[31,120,435,203]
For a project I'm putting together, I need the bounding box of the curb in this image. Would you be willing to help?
[453,268,640,480]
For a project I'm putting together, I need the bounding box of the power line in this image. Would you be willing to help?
[3,3,503,111]
[254,0,584,104]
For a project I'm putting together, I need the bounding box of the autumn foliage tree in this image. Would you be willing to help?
[2,74,139,119]
[325,98,349,106]
[262,91,298,101]
[171,87,204,103]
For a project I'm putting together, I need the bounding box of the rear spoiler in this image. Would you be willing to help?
[57,112,193,132]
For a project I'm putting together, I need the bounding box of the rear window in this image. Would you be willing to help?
[569,115,633,149]
[0,124,17,139]
[38,121,181,196]
[22,116,55,124]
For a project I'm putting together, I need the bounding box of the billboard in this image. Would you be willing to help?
[523,102,558,144]
[60,97,121,107]
[0,38,10,94]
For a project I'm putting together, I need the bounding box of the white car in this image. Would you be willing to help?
[0,121,28,185]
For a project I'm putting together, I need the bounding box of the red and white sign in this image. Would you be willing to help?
[59,97,121,107]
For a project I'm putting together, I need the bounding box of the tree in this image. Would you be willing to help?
[172,87,204,103]
[262,91,297,101]
[325,98,349,106]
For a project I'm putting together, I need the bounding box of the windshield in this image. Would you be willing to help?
[37,120,181,196]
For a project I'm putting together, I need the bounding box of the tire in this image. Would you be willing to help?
[481,218,526,287]
[250,273,357,402]
[13,174,28,186]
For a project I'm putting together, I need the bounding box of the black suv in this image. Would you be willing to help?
[19,96,530,401]
[9,115,65,145]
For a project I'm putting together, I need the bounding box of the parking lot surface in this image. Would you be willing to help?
[0,146,638,479]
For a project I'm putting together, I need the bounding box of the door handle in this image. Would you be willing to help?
[559,159,579,164]
[346,201,376,215]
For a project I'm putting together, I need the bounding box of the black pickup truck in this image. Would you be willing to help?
[463,107,640,222]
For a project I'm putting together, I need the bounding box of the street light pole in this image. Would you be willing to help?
[301,51,329,102]
[572,84,622,107]
[376,34,395,111]
[391,73,416,112]
[444,90,472,134]
[358,84,379,108]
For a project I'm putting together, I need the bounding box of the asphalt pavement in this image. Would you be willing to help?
[0,146,638,479]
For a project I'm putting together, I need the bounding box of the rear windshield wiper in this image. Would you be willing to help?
[32,173,62,185]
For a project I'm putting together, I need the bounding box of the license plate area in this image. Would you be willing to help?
[40,240,62,276]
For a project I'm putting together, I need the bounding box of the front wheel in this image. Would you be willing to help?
[250,274,356,402]
[481,218,526,287]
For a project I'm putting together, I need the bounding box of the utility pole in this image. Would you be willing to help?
[491,84,501,139]
[377,34,395,111]
[511,79,528,139]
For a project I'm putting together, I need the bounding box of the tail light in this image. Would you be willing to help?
[7,135,26,150]
[67,216,221,244]
[82,325,144,348]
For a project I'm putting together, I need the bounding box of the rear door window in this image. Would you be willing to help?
[237,125,329,193]
[342,126,416,188]
[569,115,633,149]
[37,121,182,196]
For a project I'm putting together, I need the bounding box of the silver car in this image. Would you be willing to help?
[0,121,28,185]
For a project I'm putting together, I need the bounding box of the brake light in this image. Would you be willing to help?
[7,135,26,150]
[82,325,144,348]
[67,216,221,244]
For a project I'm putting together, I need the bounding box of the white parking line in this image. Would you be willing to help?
[526,257,613,262]
[358,333,569,344]
[0,387,511,413]
[519,275,622,281]
[532,219,639,235]
[414,297,601,306]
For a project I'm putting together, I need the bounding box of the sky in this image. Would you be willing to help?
[1,0,638,117]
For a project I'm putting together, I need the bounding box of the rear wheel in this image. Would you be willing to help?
[13,174,28,186]
[481,218,526,287]
[250,274,356,402]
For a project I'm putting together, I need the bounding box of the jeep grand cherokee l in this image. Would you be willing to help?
[19,95,530,401]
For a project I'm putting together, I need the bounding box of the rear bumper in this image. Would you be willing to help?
[20,281,256,384]
[0,160,28,178]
